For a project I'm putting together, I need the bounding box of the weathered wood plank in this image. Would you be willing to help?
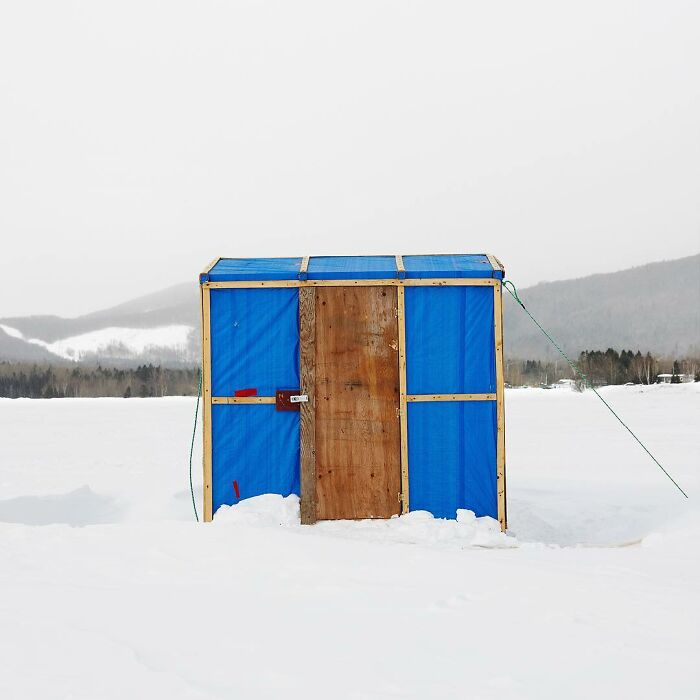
[494,281,507,531]
[486,254,504,274]
[299,287,317,524]
[314,286,401,520]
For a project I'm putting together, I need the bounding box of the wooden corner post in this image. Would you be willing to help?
[299,287,317,524]
[397,285,409,514]
[201,285,213,522]
[494,280,507,531]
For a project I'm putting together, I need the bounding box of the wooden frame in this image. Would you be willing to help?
[407,393,496,402]
[211,396,276,405]
[486,254,504,275]
[494,280,507,531]
[202,278,498,289]
[211,393,496,404]
[397,285,409,514]
[200,285,213,522]
[201,257,221,277]
[199,254,507,530]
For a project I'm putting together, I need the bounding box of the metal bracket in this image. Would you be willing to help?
[276,389,305,411]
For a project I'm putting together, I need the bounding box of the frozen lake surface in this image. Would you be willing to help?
[0,384,698,699]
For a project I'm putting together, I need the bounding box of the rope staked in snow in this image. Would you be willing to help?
[189,368,202,521]
[502,279,689,499]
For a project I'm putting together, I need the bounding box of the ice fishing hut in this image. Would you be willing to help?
[199,255,507,529]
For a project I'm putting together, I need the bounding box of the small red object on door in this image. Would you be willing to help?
[233,480,240,499]
[234,388,257,397]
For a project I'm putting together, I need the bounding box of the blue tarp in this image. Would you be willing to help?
[405,286,495,394]
[408,402,497,519]
[206,256,500,521]
[210,288,300,513]
[204,257,302,282]
[306,255,397,280]
[210,288,299,397]
[202,254,501,282]
[212,406,299,512]
[403,254,501,279]
[405,285,497,518]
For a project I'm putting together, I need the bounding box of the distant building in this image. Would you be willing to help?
[656,373,694,384]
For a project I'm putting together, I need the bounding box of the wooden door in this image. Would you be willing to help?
[305,285,401,520]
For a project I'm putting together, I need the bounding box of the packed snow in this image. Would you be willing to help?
[0,383,698,698]
[0,323,194,361]
[215,494,516,549]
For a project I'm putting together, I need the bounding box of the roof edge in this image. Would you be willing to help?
[486,254,505,278]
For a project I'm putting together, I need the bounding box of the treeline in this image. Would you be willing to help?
[505,350,699,387]
[0,363,198,399]
[1,351,698,398]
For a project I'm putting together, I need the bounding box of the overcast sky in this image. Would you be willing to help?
[1,1,698,317]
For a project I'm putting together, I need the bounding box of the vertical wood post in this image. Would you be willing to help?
[201,285,213,522]
[299,287,317,524]
[397,285,409,513]
[494,281,507,531]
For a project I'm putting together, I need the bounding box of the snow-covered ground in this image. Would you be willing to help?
[0,384,698,698]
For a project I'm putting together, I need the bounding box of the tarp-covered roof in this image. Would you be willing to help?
[201,254,503,282]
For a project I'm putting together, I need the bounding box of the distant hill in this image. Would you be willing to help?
[0,255,698,366]
[1,282,197,341]
[504,254,700,360]
[0,283,199,366]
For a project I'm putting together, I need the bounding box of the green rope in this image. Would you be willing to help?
[502,279,688,499]
[188,367,202,521]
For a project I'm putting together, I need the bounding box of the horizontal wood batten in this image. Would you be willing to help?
[407,393,497,402]
[202,278,497,289]
[211,396,276,404]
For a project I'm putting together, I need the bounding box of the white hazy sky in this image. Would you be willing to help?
[1,1,699,317]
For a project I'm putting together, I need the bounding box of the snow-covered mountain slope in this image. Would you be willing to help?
[0,323,196,363]
[0,282,199,365]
